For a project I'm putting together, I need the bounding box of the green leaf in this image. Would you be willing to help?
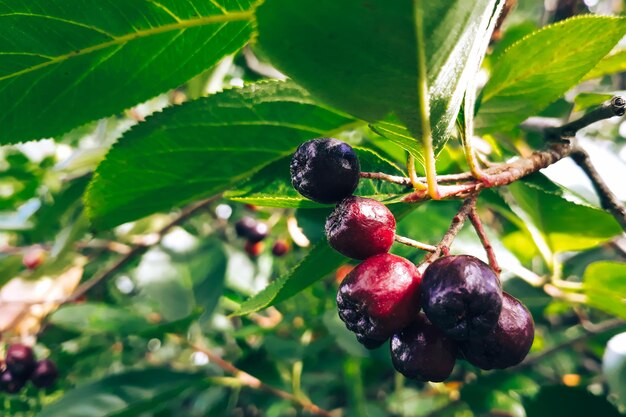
[225,147,407,208]
[508,179,622,252]
[256,0,504,158]
[0,0,255,144]
[523,386,622,417]
[477,16,626,133]
[49,303,151,335]
[85,81,356,229]
[38,368,207,417]
[583,261,626,319]
[583,49,626,81]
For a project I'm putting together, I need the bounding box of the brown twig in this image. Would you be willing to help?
[360,171,475,186]
[394,235,437,252]
[420,195,478,269]
[468,208,501,276]
[64,195,221,303]
[185,339,334,417]
[570,147,626,231]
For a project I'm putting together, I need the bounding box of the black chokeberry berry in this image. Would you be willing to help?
[0,370,25,394]
[290,138,360,204]
[337,253,421,348]
[247,222,269,243]
[235,216,257,238]
[5,343,35,378]
[460,292,534,369]
[30,359,59,388]
[326,196,396,260]
[421,255,502,340]
[391,315,458,382]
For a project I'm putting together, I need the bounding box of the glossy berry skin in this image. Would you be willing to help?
[247,222,269,243]
[337,253,421,348]
[0,370,25,394]
[235,216,257,238]
[391,315,458,382]
[326,196,396,260]
[421,255,502,340]
[460,292,534,370]
[5,343,35,378]
[290,138,360,204]
[272,240,290,257]
[30,359,59,388]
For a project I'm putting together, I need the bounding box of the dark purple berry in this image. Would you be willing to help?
[30,359,59,388]
[290,138,360,204]
[337,253,421,348]
[272,240,290,257]
[5,343,35,378]
[460,292,534,369]
[326,196,396,260]
[0,370,25,394]
[391,315,458,382]
[235,216,257,238]
[421,255,502,340]
[247,222,270,243]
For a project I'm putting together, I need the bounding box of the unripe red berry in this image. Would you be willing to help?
[337,253,422,348]
[30,359,59,388]
[23,247,46,270]
[391,315,458,382]
[460,292,534,369]
[5,343,35,378]
[290,138,360,204]
[272,240,290,257]
[245,240,264,257]
[326,196,396,260]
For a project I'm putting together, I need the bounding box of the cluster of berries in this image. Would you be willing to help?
[290,138,535,381]
[1,344,58,394]
[235,215,290,258]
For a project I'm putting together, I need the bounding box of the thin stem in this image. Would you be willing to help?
[571,147,626,231]
[185,339,334,417]
[420,195,478,269]
[407,154,427,190]
[360,171,476,186]
[414,0,440,200]
[547,96,626,139]
[468,208,501,276]
[64,195,221,303]
[394,234,437,252]
[460,125,487,180]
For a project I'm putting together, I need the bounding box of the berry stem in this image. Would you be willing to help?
[394,234,437,252]
[467,207,502,276]
[407,154,427,190]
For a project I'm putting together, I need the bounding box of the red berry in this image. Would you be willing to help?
[5,343,35,378]
[391,315,458,382]
[22,247,46,270]
[326,196,396,260]
[30,359,59,388]
[272,240,290,257]
[337,253,422,348]
[245,240,264,257]
[421,255,502,340]
[460,292,535,369]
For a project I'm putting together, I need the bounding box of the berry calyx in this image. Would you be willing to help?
[5,343,35,378]
[326,196,396,260]
[235,216,258,238]
[391,315,458,382]
[460,292,534,369]
[421,255,502,340]
[337,253,422,348]
[30,359,59,388]
[290,138,360,204]
[0,370,25,394]
[272,240,290,257]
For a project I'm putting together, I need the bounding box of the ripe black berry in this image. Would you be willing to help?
[0,370,25,394]
[460,292,534,369]
[290,138,360,204]
[326,196,396,260]
[247,222,269,243]
[30,359,59,388]
[421,255,502,340]
[5,343,35,378]
[337,253,421,348]
[235,216,257,238]
[391,315,458,382]
[272,240,290,257]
